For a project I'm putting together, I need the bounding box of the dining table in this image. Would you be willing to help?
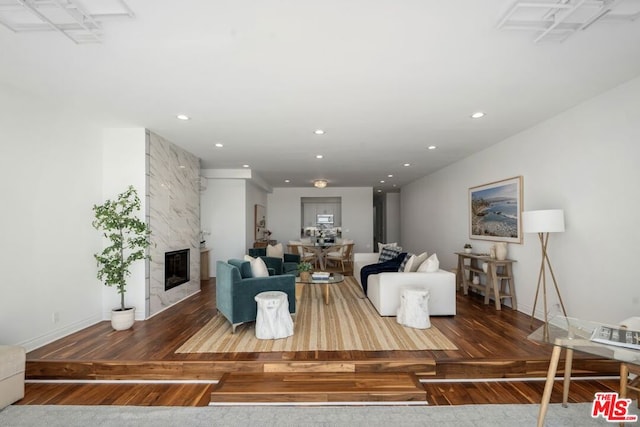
[301,242,339,270]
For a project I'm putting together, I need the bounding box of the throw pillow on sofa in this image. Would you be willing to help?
[378,246,403,263]
[398,253,414,272]
[266,243,284,258]
[377,242,398,253]
[417,253,439,273]
[244,255,269,277]
[404,251,429,272]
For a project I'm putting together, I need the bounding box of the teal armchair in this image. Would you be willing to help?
[216,260,296,333]
[247,248,300,276]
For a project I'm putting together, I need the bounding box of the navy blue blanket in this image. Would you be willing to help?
[359,252,407,293]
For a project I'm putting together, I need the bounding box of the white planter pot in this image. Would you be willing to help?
[111,307,135,331]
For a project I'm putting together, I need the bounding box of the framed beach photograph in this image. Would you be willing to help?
[469,176,523,243]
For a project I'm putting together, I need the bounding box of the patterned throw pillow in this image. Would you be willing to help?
[398,253,414,272]
[378,246,403,263]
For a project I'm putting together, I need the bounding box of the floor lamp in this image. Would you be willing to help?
[522,209,568,340]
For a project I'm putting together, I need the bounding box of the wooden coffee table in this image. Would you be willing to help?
[295,272,344,305]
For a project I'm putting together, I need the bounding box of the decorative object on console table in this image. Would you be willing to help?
[469,176,523,243]
[464,243,472,254]
[495,242,508,260]
[522,209,567,340]
[92,185,151,331]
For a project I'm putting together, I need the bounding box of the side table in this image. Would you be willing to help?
[397,287,431,329]
[455,252,517,310]
[254,291,294,340]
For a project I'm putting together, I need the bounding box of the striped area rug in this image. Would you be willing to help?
[176,276,457,353]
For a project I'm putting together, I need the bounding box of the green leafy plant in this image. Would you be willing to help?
[464,243,472,249]
[92,186,151,311]
[297,261,313,272]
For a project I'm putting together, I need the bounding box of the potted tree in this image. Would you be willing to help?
[92,186,151,331]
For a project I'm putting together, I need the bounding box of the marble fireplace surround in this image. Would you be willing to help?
[146,131,200,317]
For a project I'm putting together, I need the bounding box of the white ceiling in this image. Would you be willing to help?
[2,0,640,192]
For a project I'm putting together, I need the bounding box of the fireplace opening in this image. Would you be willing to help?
[165,249,190,291]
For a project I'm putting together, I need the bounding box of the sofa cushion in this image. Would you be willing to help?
[267,243,284,258]
[244,255,269,278]
[378,246,403,263]
[405,251,429,272]
[417,253,439,273]
[398,253,414,272]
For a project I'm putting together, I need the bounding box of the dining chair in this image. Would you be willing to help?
[325,242,354,272]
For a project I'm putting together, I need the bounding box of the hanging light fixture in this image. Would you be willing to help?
[313,179,328,189]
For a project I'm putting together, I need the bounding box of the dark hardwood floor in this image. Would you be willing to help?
[19,268,621,406]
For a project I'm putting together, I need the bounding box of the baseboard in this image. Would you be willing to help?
[18,314,103,352]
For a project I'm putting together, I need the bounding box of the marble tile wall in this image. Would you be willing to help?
[147,130,200,316]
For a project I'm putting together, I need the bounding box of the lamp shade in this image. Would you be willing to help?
[522,209,565,233]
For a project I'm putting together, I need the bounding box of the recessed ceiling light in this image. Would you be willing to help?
[285,179,290,183]
[314,129,325,135]
[177,114,190,121]
[215,143,223,148]
[242,164,249,168]
[428,145,437,150]
[387,174,393,178]
[179,165,186,169]
[377,189,382,193]
[392,184,397,187]
[316,154,323,159]
[380,180,385,183]
[471,111,485,119]
[403,163,410,167]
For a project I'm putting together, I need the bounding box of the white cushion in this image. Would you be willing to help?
[417,253,439,273]
[404,251,428,272]
[378,242,397,253]
[267,243,284,258]
[244,255,269,277]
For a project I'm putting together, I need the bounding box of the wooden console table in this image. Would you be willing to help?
[455,252,517,310]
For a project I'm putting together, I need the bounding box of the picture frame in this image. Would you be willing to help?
[254,204,266,240]
[469,176,523,243]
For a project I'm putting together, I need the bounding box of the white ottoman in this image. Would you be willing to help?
[397,287,431,329]
[0,345,26,409]
[255,291,294,340]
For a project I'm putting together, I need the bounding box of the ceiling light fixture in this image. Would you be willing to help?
[215,143,223,148]
[471,112,485,119]
[313,179,328,189]
[403,163,411,167]
[314,129,325,135]
[388,174,393,178]
[242,164,249,168]
[177,114,190,120]
[428,145,437,150]
[285,179,290,183]
[380,180,385,183]
[316,154,323,159]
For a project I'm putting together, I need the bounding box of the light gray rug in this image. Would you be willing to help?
[1,403,638,427]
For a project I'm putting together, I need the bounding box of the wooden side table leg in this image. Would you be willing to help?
[537,343,563,427]
[562,347,573,407]
[620,363,629,427]
[490,264,502,310]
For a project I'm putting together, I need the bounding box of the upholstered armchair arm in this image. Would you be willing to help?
[284,253,301,264]
[260,256,284,275]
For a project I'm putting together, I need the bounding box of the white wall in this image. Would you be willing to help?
[101,128,147,320]
[385,193,401,244]
[267,187,374,253]
[401,76,640,324]
[0,84,104,350]
[200,178,247,276]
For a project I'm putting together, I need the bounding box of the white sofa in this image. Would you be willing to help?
[0,345,25,409]
[353,252,456,316]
